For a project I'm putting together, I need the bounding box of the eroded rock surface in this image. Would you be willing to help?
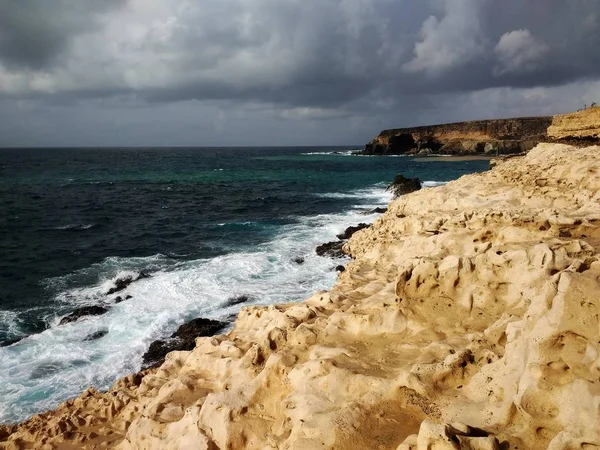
[548,106,600,143]
[2,143,600,450]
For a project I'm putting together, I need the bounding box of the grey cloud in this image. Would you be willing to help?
[494,29,549,76]
[0,0,126,69]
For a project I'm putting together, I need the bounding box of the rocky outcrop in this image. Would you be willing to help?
[59,306,109,325]
[106,272,151,296]
[387,175,422,198]
[2,143,600,450]
[317,223,372,258]
[141,318,227,369]
[362,116,552,155]
[548,106,600,144]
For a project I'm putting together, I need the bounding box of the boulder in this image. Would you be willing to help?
[141,318,227,369]
[386,174,422,198]
[59,306,109,325]
[225,295,252,307]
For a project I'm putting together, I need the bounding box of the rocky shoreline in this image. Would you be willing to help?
[2,142,599,449]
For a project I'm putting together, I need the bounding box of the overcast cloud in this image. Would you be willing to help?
[0,0,598,146]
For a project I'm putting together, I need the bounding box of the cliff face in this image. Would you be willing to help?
[2,143,600,450]
[548,107,600,142]
[363,117,552,155]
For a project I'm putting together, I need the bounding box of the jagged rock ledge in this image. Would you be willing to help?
[2,143,600,450]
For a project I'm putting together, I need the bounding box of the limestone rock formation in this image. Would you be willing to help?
[362,117,551,155]
[548,106,600,143]
[2,143,600,450]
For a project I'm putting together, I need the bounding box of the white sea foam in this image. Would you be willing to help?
[301,150,358,156]
[314,185,393,201]
[53,224,95,231]
[0,310,23,341]
[422,180,448,188]
[0,184,398,424]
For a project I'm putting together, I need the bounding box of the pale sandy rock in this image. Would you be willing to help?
[1,143,600,450]
[548,107,600,140]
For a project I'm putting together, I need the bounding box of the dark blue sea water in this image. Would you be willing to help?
[0,146,489,423]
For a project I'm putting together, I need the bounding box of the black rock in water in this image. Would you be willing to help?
[387,174,422,198]
[316,241,345,258]
[114,295,133,304]
[84,330,108,341]
[336,265,346,273]
[141,318,227,369]
[293,257,305,264]
[106,271,151,295]
[336,223,370,240]
[59,306,109,325]
[225,295,252,306]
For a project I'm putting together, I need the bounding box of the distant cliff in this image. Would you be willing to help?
[362,116,552,155]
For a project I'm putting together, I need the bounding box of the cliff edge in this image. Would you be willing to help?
[362,117,552,155]
[2,142,599,450]
[548,106,600,143]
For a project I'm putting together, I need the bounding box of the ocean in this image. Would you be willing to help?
[0,146,489,424]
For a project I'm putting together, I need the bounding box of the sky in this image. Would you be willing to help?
[0,0,599,147]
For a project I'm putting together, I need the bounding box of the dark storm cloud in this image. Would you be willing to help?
[0,0,126,69]
[0,0,599,146]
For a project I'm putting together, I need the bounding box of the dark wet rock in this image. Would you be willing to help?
[114,295,133,304]
[336,223,370,240]
[387,174,422,198]
[59,306,109,325]
[293,257,305,264]
[225,295,252,307]
[1,337,24,347]
[316,241,346,258]
[106,271,151,295]
[84,330,108,341]
[141,318,227,369]
[370,207,387,214]
[336,265,346,273]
